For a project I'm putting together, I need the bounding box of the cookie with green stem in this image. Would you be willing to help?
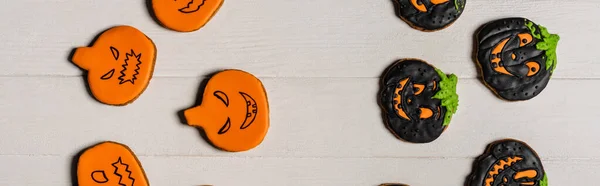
[475,17,560,101]
[467,139,548,186]
[379,59,458,143]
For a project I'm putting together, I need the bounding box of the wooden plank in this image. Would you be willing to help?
[1,77,598,158]
[0,155,596,185]
[0,0,597,78]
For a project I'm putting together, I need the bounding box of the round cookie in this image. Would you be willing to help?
[467,139,548,186]
[379,59,459,143]
[475,18,560,101]
[71,25,157,106]
[76,141,149,186]
[150,0,224,32]
[392,0,466,31]
[184,69,269,152]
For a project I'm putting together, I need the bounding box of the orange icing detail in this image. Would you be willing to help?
[413,84,425,95]
[419,107,433,119]
[152,0,224,32]
[515,169,538,179]
[491,37,513,76]
[521,182,535,185]
[525,61,541,77]
[432,80,437,90]
[393,78,410,120]
[77,141,149,186]
[184,70,269,152]
[410,0,428,12]
[484,156,523,186]
[511,53,517,60]
[72,26,156,106]
[430,0,449,4]
[518,33,533,47]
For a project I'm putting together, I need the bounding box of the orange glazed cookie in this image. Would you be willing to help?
[184,69,269,152]
[72,26,157,106]
[151,0,224,32]
[76,141,149,186]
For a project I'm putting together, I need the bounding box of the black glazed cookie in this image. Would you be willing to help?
[392,0,466,31]
[467,139,548,186]
[379,59,458,143]
[476,18,560,101]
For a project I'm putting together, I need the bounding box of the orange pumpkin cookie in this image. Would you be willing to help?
[72,25,157,106]
[184,69,269,152]
[76,141,149,186]
[151,0,224,32]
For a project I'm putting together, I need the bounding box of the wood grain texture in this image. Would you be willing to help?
[0,0,598,78]
[0,0,599,185]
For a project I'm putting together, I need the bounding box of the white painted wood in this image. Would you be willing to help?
[0,0,598,78]
[1,0,599,185]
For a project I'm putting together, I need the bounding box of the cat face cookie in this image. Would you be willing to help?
[392,0,466,31]
[379,59,458,143]
[467,139,548,186]
[476,18,560,101]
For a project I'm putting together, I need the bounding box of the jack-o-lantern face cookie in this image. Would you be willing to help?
[151,0,224,32]
[184,69,269,152]
[467,139,548,186]
[392,0,466,31]
[77,141,149,186]
[476,18,560,101]
[379,59,459,143]
[72,26,157,106]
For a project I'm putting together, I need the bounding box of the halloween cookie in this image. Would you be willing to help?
[467,139,548,186]
[72,25,157,106]
[392,0,466,31]
[475,18,560,101]
[184,69,269,152]
[76,141,149,186]
[379,59,458,143]
[151,0,224,32]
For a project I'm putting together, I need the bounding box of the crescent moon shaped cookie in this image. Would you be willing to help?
[76,141,149,186]
[379,59,459,143]
[71,25,157,106]
[475,18,560,101]
[184,69,269,152]
[392,0,466,31]
[467,139,548,186]
[151,0,224,32]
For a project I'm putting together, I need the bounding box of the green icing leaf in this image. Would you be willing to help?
[525,19,560,73]
[540,174,548,186]
[432,69,458,126]
[453,0,464,12]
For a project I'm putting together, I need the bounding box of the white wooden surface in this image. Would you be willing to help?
[0,0,598,185]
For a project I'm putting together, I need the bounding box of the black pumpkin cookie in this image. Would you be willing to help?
[475,18,560,101]
[467,139,548,186]
[392,0,466,31]
[379,59,458,143]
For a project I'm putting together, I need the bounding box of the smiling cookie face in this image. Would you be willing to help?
[72,26,156,106]
[392,0,466,31]
[184,69,269,152]
[468,139,548,186]
[151,0,224,32]
[476,18,560,101]
[379,59,458,143]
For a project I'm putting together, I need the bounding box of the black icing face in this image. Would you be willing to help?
[476,18,551,101]
[468,139,545,186]
[379,59,446,143]
[393,0,466,31]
